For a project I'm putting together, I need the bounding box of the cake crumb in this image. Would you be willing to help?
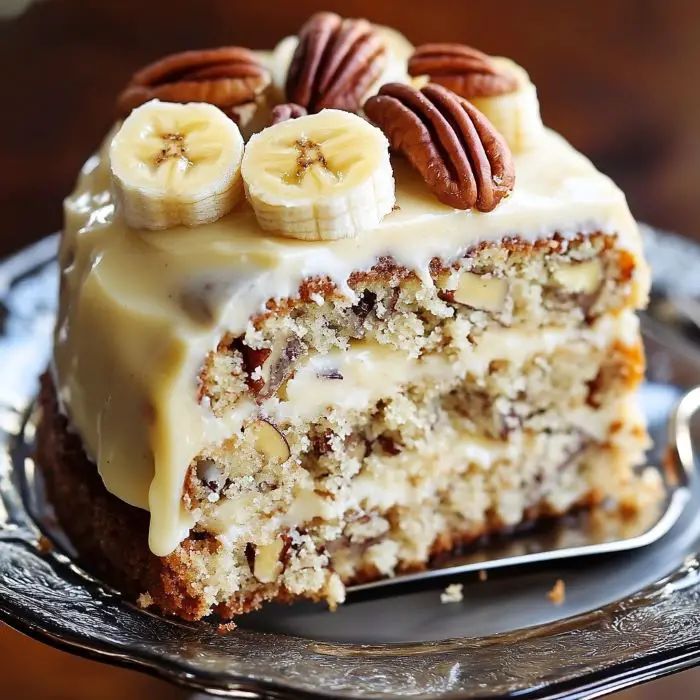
[217,621,237,634]
[37,535,53,553]
[440,583,464,604]
[547,579,566,605]
[324,572,346,611]
[478,570,488,582]
[137,591,154,609]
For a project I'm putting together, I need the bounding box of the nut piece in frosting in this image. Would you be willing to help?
[109,100,244,230]
[241,109,395,241]
[246,419,291,463]
[364,82,514,212]
[285,11,388,113]
[440,271,509,312]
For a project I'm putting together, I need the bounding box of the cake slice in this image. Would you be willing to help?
[38,13,658,621]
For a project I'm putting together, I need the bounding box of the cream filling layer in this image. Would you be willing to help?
[265,311,640,424]
[56,120,647,556]
[187,313,641,542]
[206,391,645,544]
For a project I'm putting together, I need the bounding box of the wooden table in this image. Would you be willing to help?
[0,622,187,699]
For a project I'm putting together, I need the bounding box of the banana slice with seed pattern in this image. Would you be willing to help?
[241,109,395,241]
[110,99,244,230]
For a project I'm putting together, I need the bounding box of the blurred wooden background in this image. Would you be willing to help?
[2,0,700,697]
[1,0,700,257]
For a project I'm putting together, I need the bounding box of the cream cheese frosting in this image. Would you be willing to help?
[55,112,647,556]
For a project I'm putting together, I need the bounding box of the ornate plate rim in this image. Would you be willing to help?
[1,230,700,700]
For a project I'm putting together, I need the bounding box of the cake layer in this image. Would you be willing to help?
[203,305,640,424]
[200,231,638,416]
[163,301,652,617]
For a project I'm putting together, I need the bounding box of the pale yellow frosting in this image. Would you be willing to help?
[55,96,646,556]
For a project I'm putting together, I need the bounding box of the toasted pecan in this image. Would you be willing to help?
[117,47,270,118]
[364,83,515,211]
[285,12,387,112]
[408,43,517,99]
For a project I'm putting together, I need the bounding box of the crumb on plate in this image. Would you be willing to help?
[441,583,464,604]
[217,621,237,634]
[547,579,566,605]
[37,535,53,553]
[137,591,154,609]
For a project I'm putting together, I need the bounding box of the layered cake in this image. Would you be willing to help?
[38,12,658,620]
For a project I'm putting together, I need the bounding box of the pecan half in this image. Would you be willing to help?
[364,83,515,211]
[270,102,308,125]
[117,47,270,119]
[285,12,387,112]
[408,43,517,99]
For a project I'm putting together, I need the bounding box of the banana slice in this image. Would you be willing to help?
[371,24,414,89]
[109,99,244,230]
[241,109,395,241]
[269,35,299,104]
[469,58,544,152]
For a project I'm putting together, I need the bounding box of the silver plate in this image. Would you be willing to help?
[1,229,700,699]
